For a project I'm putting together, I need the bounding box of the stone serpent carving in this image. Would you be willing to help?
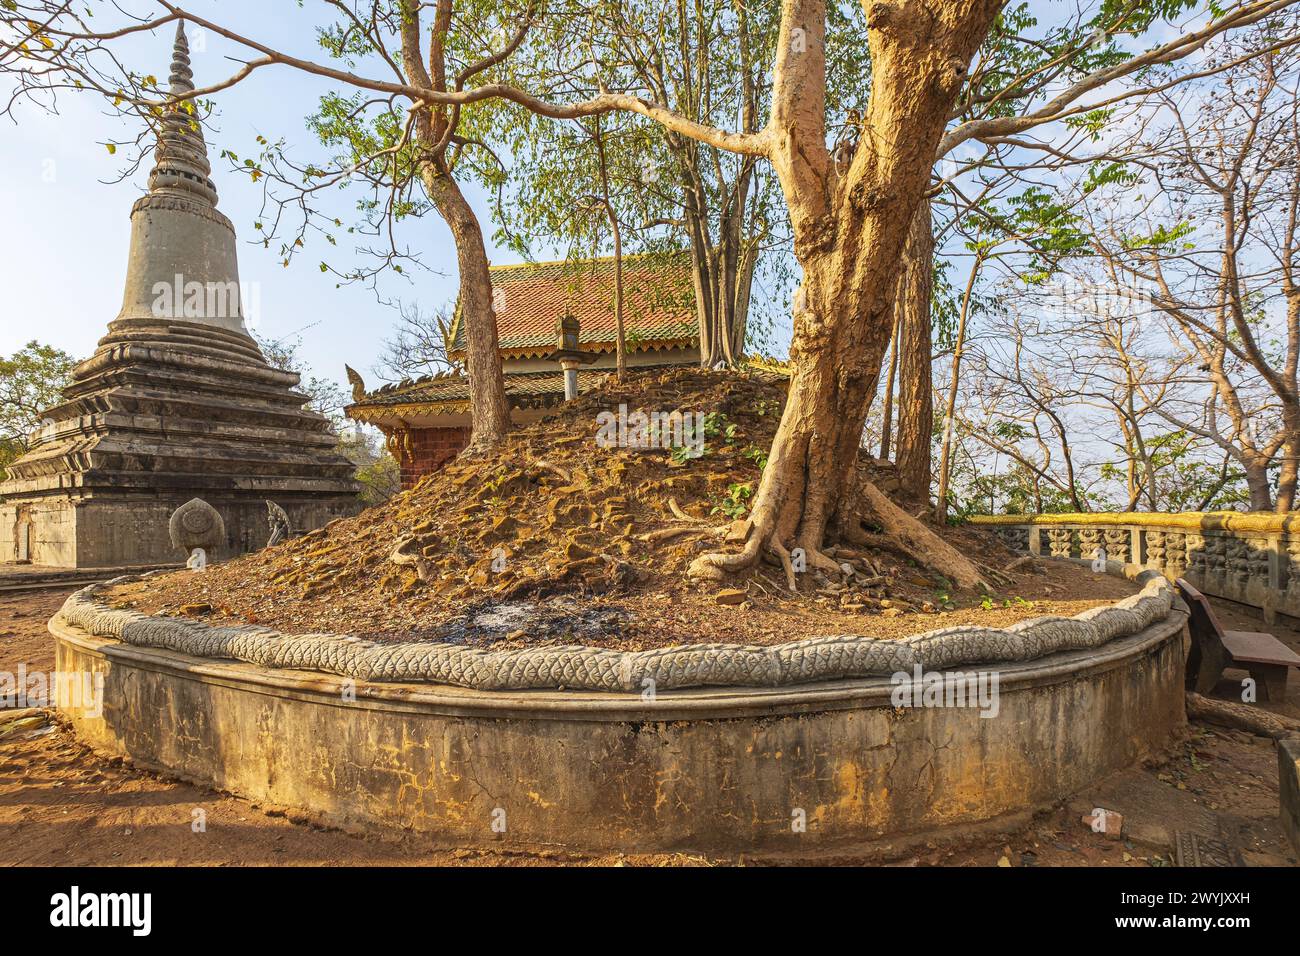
[55,567,1177,692]
[265,500,292,548]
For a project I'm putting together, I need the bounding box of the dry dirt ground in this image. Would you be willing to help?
[2,585,1296,867]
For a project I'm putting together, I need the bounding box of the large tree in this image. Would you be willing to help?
[5,0,1296,582]
[0,341,77,478]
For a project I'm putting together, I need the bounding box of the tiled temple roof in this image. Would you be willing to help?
[448,253,699,358]
[347,366,680,422]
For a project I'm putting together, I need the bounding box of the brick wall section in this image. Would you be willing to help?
[399,426,472,489]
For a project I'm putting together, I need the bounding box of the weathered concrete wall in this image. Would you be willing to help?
[52,610,1187,852]
[0,498,76,567]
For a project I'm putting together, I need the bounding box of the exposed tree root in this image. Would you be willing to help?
[849,481,988,591]
[530,458,572,484]
[668,497,707,523]
[770,538,799,592]
[689,468,989,593]
[1186,692,1300,740]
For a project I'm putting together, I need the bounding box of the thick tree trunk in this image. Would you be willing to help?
[1275,406,1299,511]
[731,239,758,358]
[612,227,626,378]
[1186,692,1300,739]
[691,0,1002,586]
[893,195,934,496]
[594,123,627,378]
[422,166,510,450]
[1244,459,1275,511]
[1277,440,1297,512]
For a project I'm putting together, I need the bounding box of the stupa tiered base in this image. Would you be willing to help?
[0,23,357,567]
[1,318,358,567]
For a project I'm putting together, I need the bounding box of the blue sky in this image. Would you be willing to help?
[0,1,561,389]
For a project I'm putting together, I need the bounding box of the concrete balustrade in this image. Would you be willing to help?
[970,512,1293,621]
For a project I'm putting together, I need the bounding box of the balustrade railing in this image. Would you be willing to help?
[969,512,1293,621]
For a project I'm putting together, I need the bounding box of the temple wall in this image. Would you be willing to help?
[0,498,77,567]
[52,601,1186,852]
[1,493,356,568]
[971,512,1292,620]
[398,426,472,489]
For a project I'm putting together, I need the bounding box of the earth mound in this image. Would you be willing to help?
[107,367,1136,648]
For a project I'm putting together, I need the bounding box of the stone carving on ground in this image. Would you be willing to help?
[266,501,292,548]
[169,498,225,572]
[56,570,1175,692]
[1287,539,1300,601]
[995,527,1029,552]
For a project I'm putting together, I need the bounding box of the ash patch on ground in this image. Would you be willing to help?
[435,598,631,646]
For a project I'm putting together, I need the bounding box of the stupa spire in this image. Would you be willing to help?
[168,18,194,95]
[117,21,244,330]
[147,20,218,206]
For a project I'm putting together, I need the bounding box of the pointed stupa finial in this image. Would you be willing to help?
[117,19,245,332]
[147,18,218,206]
[169,19,194,96]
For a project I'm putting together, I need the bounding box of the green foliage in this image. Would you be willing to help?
[712,481,754,519]
[339,429,401,508]
[701,411,739,444]
[254,333,398,508]
[0,341,76,479]
[1121,220,1194,252]
[741,445,769,471]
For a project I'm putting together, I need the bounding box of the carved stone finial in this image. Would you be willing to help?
[147,19,219,207]
[345,365,367,404]
[169,497,225,554]
[266,500,292,548]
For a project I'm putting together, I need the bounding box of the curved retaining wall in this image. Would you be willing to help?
[971,511,1294,621]
[49,566,1189,852]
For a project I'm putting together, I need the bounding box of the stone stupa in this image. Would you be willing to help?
[0,23,359,568]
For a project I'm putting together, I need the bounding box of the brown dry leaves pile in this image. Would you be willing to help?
[112,367,1135,648]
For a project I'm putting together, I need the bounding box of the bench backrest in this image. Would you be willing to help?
[1177,578,1224,638]
[1176,578,1230,693]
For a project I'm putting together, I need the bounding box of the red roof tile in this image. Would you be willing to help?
[450,254,699,357]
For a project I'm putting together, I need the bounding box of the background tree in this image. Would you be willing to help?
[256,332,401,506]
[891,0,1300,512]
[1066,33,1300,511]
[373,301,462,382]
[0,341,77,480]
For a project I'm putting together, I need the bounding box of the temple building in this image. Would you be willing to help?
[346,255,700,488]
[0,24,359,568]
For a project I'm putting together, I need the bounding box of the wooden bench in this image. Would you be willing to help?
[1178,578,1300,701]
